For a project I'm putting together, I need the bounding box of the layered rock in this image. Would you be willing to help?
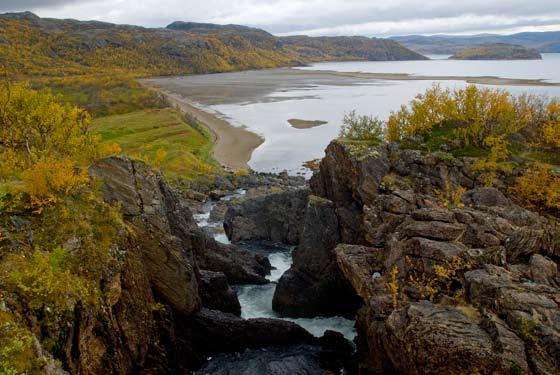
[306,140,560,374]
[91,156,271,286]
[70,156,280,373]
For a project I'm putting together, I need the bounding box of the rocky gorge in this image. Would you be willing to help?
[223,140,560,374]
[67,156,350,374]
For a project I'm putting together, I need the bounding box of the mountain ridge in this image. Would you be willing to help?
[0,12,426,77]
[391,30,560,54]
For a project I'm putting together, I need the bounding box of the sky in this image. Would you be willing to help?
[1,0,559,37]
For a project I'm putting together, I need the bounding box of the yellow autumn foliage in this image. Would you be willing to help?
[0,83,95,165]
[0,83,99,211]
[387,84,527,148]
[102,142,123,156]
[21,157,90,212]
[542,100,560,148]
[511,164,560,211]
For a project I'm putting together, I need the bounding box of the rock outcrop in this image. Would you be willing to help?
[224,188,309,245]
[304,140,560,374]
[273,195,362,317]
[91,156,271,286]
[191,308,315,353]
[197,330,354,375]
[193,310,355,375]
[75,156,298,373]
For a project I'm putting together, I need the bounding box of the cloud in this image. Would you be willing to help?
[1,0,559,37]
[0,0,76,12]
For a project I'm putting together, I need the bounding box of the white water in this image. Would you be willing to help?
[193,193,357,341]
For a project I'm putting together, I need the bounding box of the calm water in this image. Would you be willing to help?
[299,53,560,83]
[177,54,560,174]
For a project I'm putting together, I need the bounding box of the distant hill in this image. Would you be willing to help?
[0,12,425,77]
[280,35,427,61]
[391,31,560,55]
[450,43,542,60]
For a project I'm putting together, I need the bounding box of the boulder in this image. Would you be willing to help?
[376,301,528,374]
[190,234,272,285]
[191,308,315,353]
[197,346,327,375]
[224,188,309,245]
[529,254,558,286]
[198,331,354,375]
[198,270,241,315]
[461,187,510,207]
[465,265,560,373]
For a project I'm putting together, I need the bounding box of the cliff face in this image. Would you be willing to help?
[308,141,559,374]
[59,156,304,373]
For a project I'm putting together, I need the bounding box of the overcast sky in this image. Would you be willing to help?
[1,0,559,37]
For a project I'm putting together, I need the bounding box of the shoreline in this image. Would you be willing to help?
[300,69,560,87]
[141,67,558,172]
[142,82,264,171]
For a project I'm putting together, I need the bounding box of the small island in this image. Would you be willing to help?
[449,43,542,60]
[288,119,328,129]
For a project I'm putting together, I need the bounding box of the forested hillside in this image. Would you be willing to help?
[0,12,425,77]
[0,12,297,76]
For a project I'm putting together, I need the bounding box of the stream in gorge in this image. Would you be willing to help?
[193,190,357,342]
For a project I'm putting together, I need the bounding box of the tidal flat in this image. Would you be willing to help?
[146,55,560,174]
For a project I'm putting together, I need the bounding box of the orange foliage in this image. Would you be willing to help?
[542,100,560,148]
[102,143,122,156]
[511,164,560,211]
[21,158,89,213]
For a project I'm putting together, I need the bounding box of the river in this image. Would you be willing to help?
[193,191,357,341]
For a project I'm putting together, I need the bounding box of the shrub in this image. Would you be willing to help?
[387,84,557,154]
[339,110,385,143]
[435,181,466,208]
[407,256,472,301]
[385,266,400,309]
[388,84,455,140]
[21,157,89,213]
[542,100,560,148]
[0,83,99,212]
[511,164,560,211]
[2,248,95,316]
[0,312,42,375]
[102,142,122,156]
[0,83,95,165]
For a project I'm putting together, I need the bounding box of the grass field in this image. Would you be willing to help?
[92,108,220,181]
[33,75,169,117]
